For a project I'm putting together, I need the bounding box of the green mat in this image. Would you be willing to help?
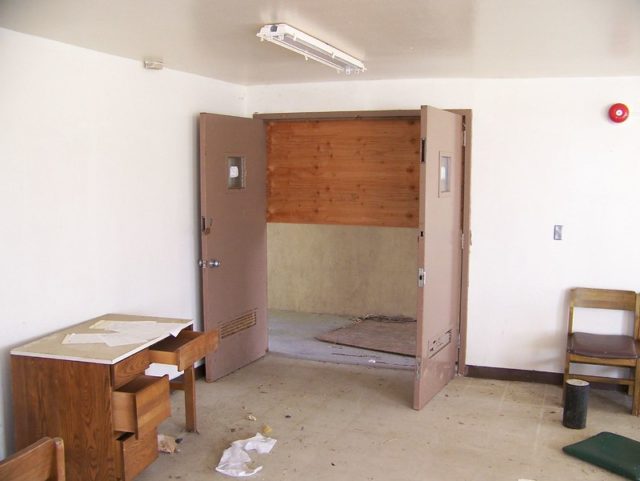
[563,432,640,481]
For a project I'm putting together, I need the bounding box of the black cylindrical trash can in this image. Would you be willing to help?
[563,379,590,429]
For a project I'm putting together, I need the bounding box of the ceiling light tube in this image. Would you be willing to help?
[257,23,365,74]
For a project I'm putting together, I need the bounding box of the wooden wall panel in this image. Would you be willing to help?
[267,118,420,227]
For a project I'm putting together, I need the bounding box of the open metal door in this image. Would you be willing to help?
[414,106,464,410]
[199,113,268,381]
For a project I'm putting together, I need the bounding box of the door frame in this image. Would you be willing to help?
[254,109,472,375]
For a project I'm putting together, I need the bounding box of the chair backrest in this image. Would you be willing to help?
[568,288,640,339]
[0,437,65,481]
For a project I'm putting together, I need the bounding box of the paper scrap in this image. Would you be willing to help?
[91,320,156,330]
[62,333,107,344]
[101,333,150,347]
[91,320,186,338]
[157,434,178,454]
[215,433,277,477]
[62,332,148,347]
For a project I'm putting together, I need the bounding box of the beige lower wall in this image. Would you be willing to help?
[267,223,417,318]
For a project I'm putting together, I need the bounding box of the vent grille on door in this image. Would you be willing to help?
[220,310,257,338]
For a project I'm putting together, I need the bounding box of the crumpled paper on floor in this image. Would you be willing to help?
[157,434,178,453]
[215,433,277,477]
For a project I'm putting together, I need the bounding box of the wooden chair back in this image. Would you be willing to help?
[0,437,65,481]
[568,288,639,339]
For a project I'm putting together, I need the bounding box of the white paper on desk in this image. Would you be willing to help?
[90,320,153,330]
[62,333,107,344]
[215,433,277,477]
[91,320,186,339]
[117,323,186,339]
[101,333,149,347]
[62,332,148,346]
[142,322,187,337]
[165,323,188,337]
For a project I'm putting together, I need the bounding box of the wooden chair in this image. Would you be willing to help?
[564,287,640,415]
[0,437,65,480]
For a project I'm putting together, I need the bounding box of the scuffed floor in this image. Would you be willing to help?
[137,354,639,481]
[268,309,414,370]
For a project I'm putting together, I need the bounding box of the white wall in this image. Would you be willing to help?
[247,76,640,373]
[0,28,246,457]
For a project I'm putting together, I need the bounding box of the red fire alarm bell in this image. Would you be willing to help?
[608,103,629,123]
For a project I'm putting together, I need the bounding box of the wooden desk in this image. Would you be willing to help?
[11,314,218,481]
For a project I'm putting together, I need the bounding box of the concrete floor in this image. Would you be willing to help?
[138,354,640,481]
[268,309,414,370]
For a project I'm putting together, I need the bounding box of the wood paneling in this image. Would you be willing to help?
[267,119,420,227]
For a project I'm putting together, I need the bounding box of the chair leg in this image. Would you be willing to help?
[633,363,640,416]
[53,437,65,481]
[184,365,197,432]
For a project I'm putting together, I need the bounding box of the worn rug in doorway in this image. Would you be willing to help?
[315,315,416,357]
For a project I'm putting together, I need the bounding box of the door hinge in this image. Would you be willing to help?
[462,127,467,147]
[460,231,465,250]
[420,138,426,163]
[415,357,422,380]
[418,267,425,288]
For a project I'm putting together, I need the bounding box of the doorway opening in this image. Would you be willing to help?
[257,110,472,377]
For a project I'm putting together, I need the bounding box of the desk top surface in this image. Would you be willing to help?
[11,313,193,365]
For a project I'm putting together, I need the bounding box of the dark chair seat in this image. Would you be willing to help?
[569,332,638,359]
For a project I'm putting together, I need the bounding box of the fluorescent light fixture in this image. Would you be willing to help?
[257,23,365,74]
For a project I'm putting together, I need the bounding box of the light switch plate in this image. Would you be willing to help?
[553,225,563,240]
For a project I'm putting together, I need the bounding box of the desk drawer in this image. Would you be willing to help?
[117,429,158,481]
[149,330,219,371]
[112,375,170,437]
[112,349,151,389]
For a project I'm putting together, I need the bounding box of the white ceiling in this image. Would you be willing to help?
[1,0,639,85]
